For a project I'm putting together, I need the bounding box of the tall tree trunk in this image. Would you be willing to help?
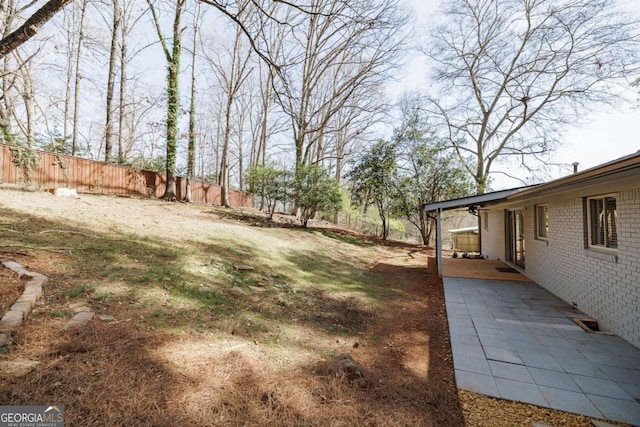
[0,55,14,145]
[333,130,344,224]
[255,66,273,210]
[185,1,200,202]
[104,0,120,162]
[117,4,127,163]
[238,111,244,192]
[216,22,251,208]
[147,0,185,201]
[220,98,232,207]
[164,0,184,201]
[259,71,273,170]
[62,9,73,152]
[71,0,87,156]
[0,1,16,144]
[164,49,180,200]
[16,55,35,147]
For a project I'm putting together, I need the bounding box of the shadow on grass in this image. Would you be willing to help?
[310,226,427,249]
[0,205,462,426]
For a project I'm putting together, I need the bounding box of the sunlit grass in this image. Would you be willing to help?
[0,192,400,351]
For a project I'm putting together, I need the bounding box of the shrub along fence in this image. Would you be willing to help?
[0,143,252,208]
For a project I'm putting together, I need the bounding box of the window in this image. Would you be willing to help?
[483,212,489,231]
[587,195,618,250]
[535,204,548,239]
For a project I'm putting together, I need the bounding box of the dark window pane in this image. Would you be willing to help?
[605,197,617,248]
[590,199,604,246]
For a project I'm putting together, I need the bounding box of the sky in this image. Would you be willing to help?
[401,0,640,189]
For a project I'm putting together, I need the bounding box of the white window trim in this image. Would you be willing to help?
[535,204,549,241]
[586,193,619,253]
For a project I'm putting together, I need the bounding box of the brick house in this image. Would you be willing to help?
[424,151,640,348]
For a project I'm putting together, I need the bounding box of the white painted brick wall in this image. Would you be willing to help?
[524,187,640,348]
[480,209,505,261]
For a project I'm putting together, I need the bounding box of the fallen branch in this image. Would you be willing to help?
[0,250,29,256]
[0,245,72,254]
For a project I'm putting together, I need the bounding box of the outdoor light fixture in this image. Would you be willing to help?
[468,204,478,215]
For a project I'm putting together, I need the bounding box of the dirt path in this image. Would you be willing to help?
[359,248,464,426]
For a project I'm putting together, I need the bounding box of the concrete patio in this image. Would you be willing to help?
[443,260,640,426]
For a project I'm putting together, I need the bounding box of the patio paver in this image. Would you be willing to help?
[444,277,640,426]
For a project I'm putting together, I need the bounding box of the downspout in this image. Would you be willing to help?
[436,208,443,277]
[478,211,482,256]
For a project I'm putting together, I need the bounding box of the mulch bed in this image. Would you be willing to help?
[0,266,23,317]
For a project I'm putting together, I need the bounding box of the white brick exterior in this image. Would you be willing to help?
[484,184,640,347]
[479,209,505,261]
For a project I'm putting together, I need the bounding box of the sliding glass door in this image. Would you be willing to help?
[506,210,525,268]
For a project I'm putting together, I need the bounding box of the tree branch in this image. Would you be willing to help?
[0,0,72,58]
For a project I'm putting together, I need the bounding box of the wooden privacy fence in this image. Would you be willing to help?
[0,143,253,208]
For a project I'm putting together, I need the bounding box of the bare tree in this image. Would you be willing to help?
[119,86,165,162]
[71,0,88,155]
[323,98,378,183]
[193,92,224,182]
[255,0,406,216]
[0,1,35,143]
[244,7,288,170]
[60,3,75,150]
[272,0,406,174]
[185,0,202,202]
[425,0,640,194]
[0,0,61,152]
[103,0,120,162]
[115,0,155,163]
[48,0,98,156]
[250,61,278,170]
[12,49,39,146]
[0,57,20,145]
[202,13,253,207]
[244,12,288,209]
[195,0,406,171]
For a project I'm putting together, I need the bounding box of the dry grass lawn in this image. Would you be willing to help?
[0,189,461,426]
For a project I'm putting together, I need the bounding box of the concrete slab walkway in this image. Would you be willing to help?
[444,277,640,426]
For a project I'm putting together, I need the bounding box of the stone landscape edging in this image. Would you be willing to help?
[0,261,47,351]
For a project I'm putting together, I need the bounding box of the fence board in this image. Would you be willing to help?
[0,144,252,208]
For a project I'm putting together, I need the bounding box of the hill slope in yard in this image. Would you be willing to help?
[0,190,462,427]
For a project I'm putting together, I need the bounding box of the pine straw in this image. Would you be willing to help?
[0,313,460,427]
[0,267,22,314]
[458,390,631,427]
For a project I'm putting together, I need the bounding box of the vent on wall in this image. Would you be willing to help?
[572,318,614,335]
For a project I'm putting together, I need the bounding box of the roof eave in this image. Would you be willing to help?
[422,186,535,212]
[423,151,640,212]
